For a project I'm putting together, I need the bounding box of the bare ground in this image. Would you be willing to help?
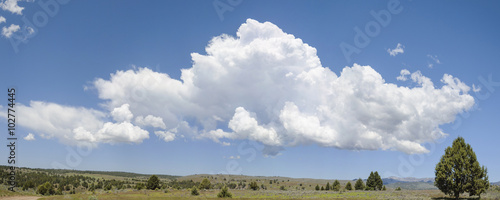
[0,196,40,200]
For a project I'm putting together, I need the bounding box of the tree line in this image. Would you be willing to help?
[313,171,385,192]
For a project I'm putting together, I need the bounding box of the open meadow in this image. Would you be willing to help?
[1,168,500,200]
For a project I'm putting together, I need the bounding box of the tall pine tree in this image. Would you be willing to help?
[366,171,376,190]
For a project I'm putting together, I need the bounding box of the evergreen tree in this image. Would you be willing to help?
[146,175,161,190]
[320,186,324,190]
[325,182,330,190]
[366,171,376,190]
[345,181,352,191]
[382,185,386,191]
[374,171,383,190]
[315,184,320,191]
[435,137,489,199]
[354,178,364,190]
[332,180,341,191]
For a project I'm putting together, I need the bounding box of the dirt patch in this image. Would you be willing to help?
[0,196,40,200]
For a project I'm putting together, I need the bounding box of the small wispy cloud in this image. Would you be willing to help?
[0,16,5,24]
[387,43,404,56]
[24,133,35,141]
[224,155,240,160]
[427,54,441,68]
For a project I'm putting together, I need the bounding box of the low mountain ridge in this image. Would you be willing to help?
[382,176,434,185]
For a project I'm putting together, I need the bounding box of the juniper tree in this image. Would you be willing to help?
[332,180,341,191]
[374,171,383,190]
[354,178,364,190]
[146,175,160,190]
[366,172,376,190]
[345,181,352,190]
[435,137,489,199]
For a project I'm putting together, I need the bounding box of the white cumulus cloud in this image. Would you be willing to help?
[0,16,5,24]
[0,0,25,15]
[154,131,175,142]
[92,19,474,155]
[2,24,20,38]
[135,115,166,129]
[1,19,475,155]
[111,104,133,122]
[24,133,35,141]
[387,43,404,56]
[8,101,150,145]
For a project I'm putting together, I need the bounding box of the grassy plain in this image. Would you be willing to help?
[35,188,500,200]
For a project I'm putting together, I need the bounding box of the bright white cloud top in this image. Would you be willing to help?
[8,19,475,155]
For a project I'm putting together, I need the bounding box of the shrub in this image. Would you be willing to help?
[249,181,259,190]
[191,187,200,196]
[217,185,232,198]
[200,178,211,190]
[37,182,55,196]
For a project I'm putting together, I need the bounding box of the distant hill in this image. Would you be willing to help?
[385,182,437,190]
[492,181,500,186]
[1,165,180,180]
[382,176,434,185]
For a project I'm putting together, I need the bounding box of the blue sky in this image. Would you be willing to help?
[1,0,499,182]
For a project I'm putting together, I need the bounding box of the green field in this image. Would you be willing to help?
[2,167,500,200]
[28,188,500,200]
